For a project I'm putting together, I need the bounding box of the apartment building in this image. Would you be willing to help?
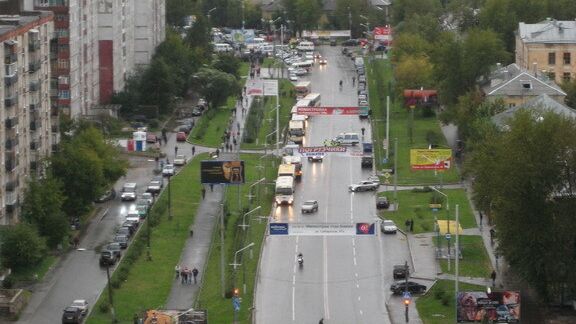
[0,9,54,224]
[134,0,165,67]
[516,19,576,86]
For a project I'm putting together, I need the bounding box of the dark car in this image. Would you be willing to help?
[94,189,116,203]
[99,250,119,266]
[342,39,359,46]
[341,48,349,55]
[377,196,390,209]
[62,306,83,324]
[120,223,136,235]
[179,123,192,134]
[361,156,373,169]
[106,242,122,259]
[191,107,203,117]
[116,227,132,238]
[390,281,426,295]
[375,45,387,52]
[393,264,409,279]
[329,38,337,46]
[114,234,129,249]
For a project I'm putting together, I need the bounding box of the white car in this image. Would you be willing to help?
[70,299,89,315]
[162,164,175,177]
[140,192,153,205]
[301,200,319,213]
[295,68,308,76]
[365,176,381,186]
[381,220,398,234]
[174,155,187,166]
[349,181,379,192]
[358,99,369,106]
[289,73,298,81]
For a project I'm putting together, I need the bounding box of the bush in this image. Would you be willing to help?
[412,186,432,193]
[99,302,110,313]
[0,223,46,270]
[434,289,445,300]
[242,99,265,144]
[111,277,121,289]
[426,130,440,146]
[430,193,445,205]
[441,293,451,306]
[2,275,14,289]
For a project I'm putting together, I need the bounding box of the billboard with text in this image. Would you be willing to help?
[457,291,520,323]
[201,161,245,184]
[410,149,452,170]
[296,107,360,116]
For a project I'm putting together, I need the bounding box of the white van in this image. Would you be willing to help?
[292,60,314,68]
[355,57,365,68]
[333,133,360,146]
[121,183,138,201]
[296,41,315,51]
[214,43,233,53]
[259,44,274,56]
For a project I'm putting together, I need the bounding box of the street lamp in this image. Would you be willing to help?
[207,7,217,22]
[239,206,261,231]
[430,186,451,271]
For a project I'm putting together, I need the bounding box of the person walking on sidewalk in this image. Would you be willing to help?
[490,270,497,286]
[210,183,214,192]
[192,267,199,284]
[181,268,187,284]
[186,268,193,284]
[490,228,496,246]
[201,187,206,200]
[174,145,178,156]
[191,146,195,156]
[175,264,180,280]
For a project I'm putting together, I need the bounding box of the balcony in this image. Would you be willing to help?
[5,158,16,172]
[5,138,18,150]
[4,52,17,64]
[4,97,17,108]
[5,178,19,192]
[29,40,41,52]
[5,193,18,213]
[29,60,42,73]
[29,80,41,91]
[30,120,41,131]
[30,141,39,150]
[5,117,18,129]
[51,125,58,133]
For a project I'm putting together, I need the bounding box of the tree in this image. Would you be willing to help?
[460,28,510,88]
[469,110,576,301]
[20,175,68,249]
[156,31,202,97]
[193,68,240,110]
[139,58,177,115]
[0,223,46,270]
[213,54,241,79]
[391,0,442,26]
[561,80,576,109]
[390,33,431,64]
[165,0,195,26]
[396,13,442,43]
[394,55,434,92]
[430,32,464,104]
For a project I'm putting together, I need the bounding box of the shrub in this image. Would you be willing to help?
[2,275,14,289]
[441,293,451,306]
[430,193,445,205]
[426,130,440,146]
[434,289,445,300]
[0,223,46,270]
[98,302,110,313]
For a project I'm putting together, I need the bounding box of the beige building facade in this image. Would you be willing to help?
[516,19,576,85]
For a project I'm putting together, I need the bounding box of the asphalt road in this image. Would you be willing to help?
[255,46,410,323]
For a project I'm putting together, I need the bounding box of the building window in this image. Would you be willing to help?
[563,72,571,82]
[548,53,556,65]
[564,53,571,65]
[57,59,68,69]
[521,81,532,89]
[59,90,70,99]
[509,103,516,108]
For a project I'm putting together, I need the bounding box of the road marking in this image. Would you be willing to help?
[292,285,296,321]
[353,257,357,266]
[323,234,330,319]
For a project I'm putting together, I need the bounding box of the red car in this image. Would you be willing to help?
[176,131,187,142]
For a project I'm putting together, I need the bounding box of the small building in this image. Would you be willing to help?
[481,63,566,108]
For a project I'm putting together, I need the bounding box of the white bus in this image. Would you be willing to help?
[278,164,296,178]
[288,120,305,144]
[296,41,315,51]
[275,176,295,205]
[303,93,321,107]
[295,81,312,99]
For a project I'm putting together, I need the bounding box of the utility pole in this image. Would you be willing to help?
[241,0,245,31]
[348,6,352,36]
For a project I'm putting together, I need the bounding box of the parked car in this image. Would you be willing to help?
[380,220,397,234]
[146,177,163,194]
[146,133,157,143]
[62,306,83,324]
[393,264,409,279]
[289,73,298,81]
[120,183,137,201]
[390,281,427,295]
[191,107,203,117]
[174,155,187,166]
[140,193,153,205]
[349,181,379,192]
[114,234,129,249]
[69,300,89,316]
[330,38,337,46]
[116,227,132,238]
[99,250,119,266]
[342,38,359,46]
[377,196,390,209]
[106,242,123,259]
[176,131,187,142]
[120,222,136,235]
[301,200,319,213]
[95,188,116,203]
[162,164,175,177]
[361,156,373,169]
[179,124,192,134]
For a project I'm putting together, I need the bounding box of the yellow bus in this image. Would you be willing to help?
[278,164,296,178]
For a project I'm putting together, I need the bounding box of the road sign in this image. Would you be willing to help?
[383,172,391,179]
[445,233,451,240]
[403,291,412,299]
[232,296,241,312]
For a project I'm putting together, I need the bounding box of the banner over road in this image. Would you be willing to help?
[298,146,347,153]
[296,107,360,116]
[269,223,375,236]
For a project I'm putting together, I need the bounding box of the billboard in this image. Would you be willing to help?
[296,107,360,116]
[410,149,452,170]
[269,223,375,236]
[298,146,347,153]
[373,26,392,41]
[230,29,255,44]
[457,291,520,323]
[201,161,245,184]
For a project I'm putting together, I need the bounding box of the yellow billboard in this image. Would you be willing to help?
[410,149,452,170]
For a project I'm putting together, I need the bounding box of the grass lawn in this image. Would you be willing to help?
[367,59,460,185]
[436,235,493,278]
[87,154,207,324]
[196,153,279,323]
[417,279,485,324]
[238,62,249,78]
[380,188,476,233]
[189,96,236,148]
[241,80,295,150]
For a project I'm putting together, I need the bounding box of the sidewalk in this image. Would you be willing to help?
[165,73,257,309]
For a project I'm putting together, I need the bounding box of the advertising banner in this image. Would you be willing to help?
[356,223,375,235]
[268,223,375,236]
[457,291,520,323]
[269,223,289,235]
[410,149,452,170]
[298,146,347,153]
[230,29,255,44]
[246,79,263,96]
[263,79,278,97]
[373,26,392,41]
[200,161,245,184]
[296,107,360,115]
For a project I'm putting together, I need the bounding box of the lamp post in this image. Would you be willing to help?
[431,186,451,271]
[167,174,173,221]
[239,206,261,231]
[207,7,216,22]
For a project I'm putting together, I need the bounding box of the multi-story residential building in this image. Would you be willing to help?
[134,0,165,68]
[516,19,576,85]
[0,6,54,224]
[98,0,135,104]
[34,0,99,119]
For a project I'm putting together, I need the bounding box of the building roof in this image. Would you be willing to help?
[492,94,576,128]
[518,19,576,44]
[482,63,566,98]
[0,11,53,41]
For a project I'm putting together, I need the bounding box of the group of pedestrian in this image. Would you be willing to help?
[175,264,200,284]
[405,219,415,232]
[249,64,261,78]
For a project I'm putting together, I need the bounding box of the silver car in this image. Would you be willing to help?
[301,200,319,213]
[349,181,379,192]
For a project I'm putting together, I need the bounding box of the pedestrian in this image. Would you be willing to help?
[410,218,414,232]
[490,228,496,246]
[405,219,410,232]
[495,252,500,270]
[201,187,206,199]
[175,264,180,279]
[192,267,199,284]
[361,127,365,136]
[319,318,324,324]
[210,183,214,192]
[73,236,79,248]
[479,211,484,228]
[352,76,356,86]
[187,268,193,284]
[174,146,178,155]
[237,130,240,137]
[490,270,497,286]
[192,146,195,155]
[180,268,186,284]
[233,138,237,146]
[232,108,236,116]
[215,148,220,156]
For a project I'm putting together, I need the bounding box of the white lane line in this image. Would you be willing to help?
[353,257,357,266]
[292,285,296,321]
[293,236,299,322]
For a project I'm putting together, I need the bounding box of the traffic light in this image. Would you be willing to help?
[233,288,240,296]
[404,298,410,306]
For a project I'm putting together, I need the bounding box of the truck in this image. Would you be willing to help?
[359,106,370,119]
[288,120,305,144]
[282,155,303,180]
[275,176,295,205]
[294,81,312,99]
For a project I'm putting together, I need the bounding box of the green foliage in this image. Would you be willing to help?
[20,175,68,248]
[193,67,240,110]
[242,98,265,143]
[2,275,14,288]
[165,0,194,26]
[394,55,434,93]
[391,0,442,26]
[469,110,576,301]
[212,54,242,79]
[139,57,177,115]
[561,79,576,109]
[0,223,46,270]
